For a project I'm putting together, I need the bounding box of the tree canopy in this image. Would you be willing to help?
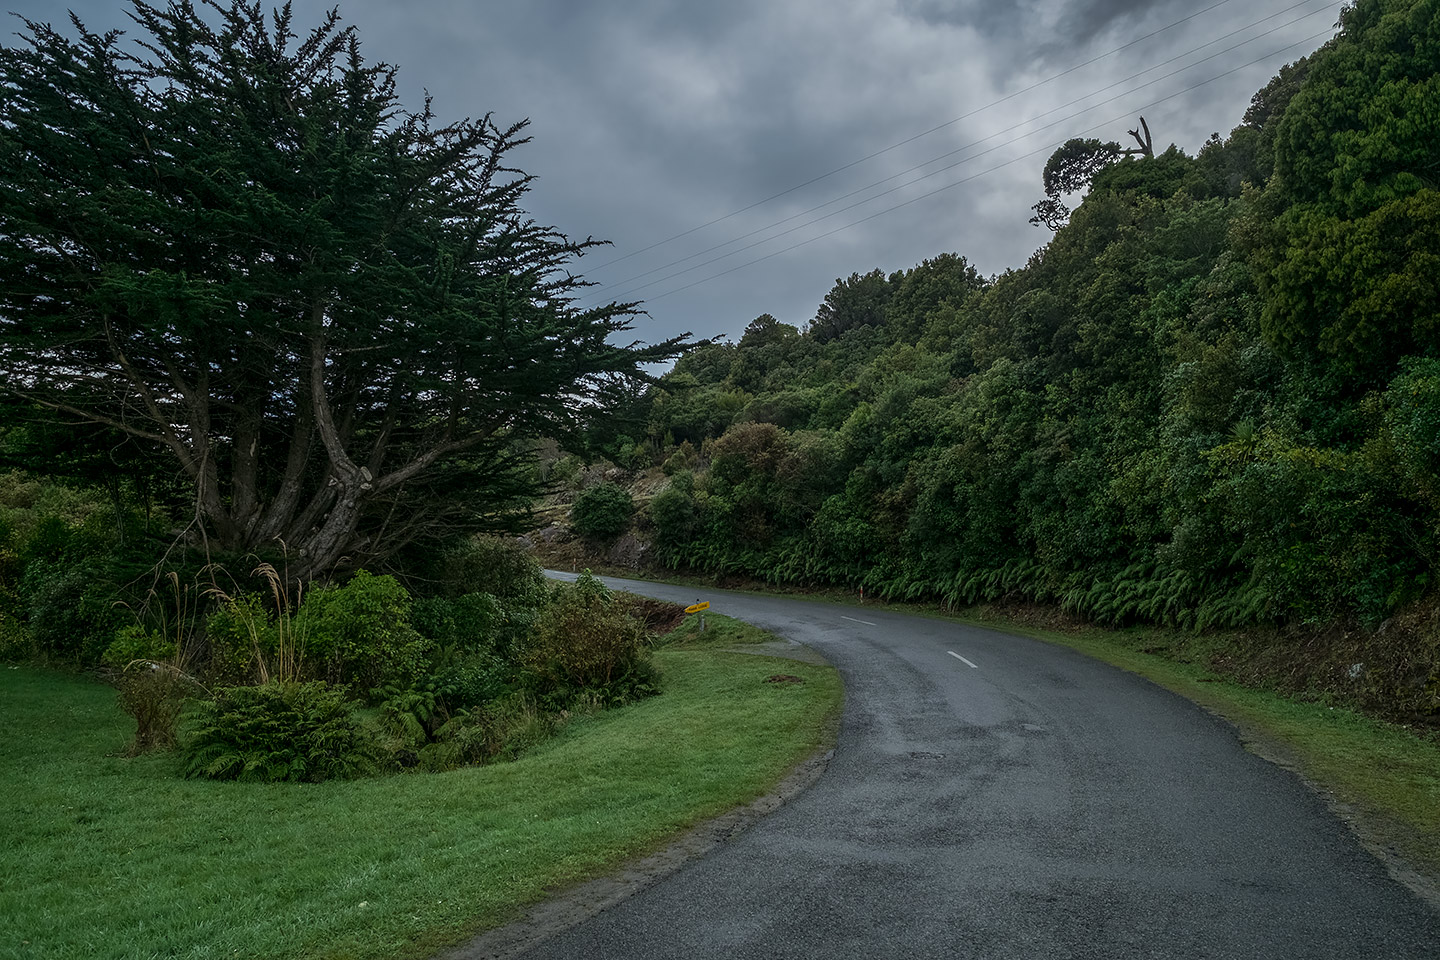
[0,0,685,578]
[636,0,1439,635]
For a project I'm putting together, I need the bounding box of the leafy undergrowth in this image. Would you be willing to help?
[0,638,842,960]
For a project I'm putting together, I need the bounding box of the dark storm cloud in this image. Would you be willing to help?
[2,0,1341,344]
[898,0,1023,33]
[1055,0,1197,44]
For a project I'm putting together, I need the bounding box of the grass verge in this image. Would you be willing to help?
[656,611,772,648]
[0,637,841,960]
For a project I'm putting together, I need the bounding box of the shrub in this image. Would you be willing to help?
[112,659,203,754]
[661,440,699,476]
[413,536,547,602]
[411,592,502,651]
[101,624,174,668]
[419,692,558,771]
[296,571,429,696]
[570,482,634,543]
[180,681,380,782]
[203,595,282,685]
[437,651,512,709]
[524,572,658,707]
[19,558,123,663]
[650,476,698,549]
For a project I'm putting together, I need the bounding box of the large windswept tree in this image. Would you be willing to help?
[0,1,685,578]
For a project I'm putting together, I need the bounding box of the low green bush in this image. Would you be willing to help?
[203,594,284,685]
[570,482,634,543]
[180,681,381,782]
[19,557,124,663]
[650,474,699,552]
[418,692,558,771]
[408,536,547,602]
[296,570,429,696]
[435,650,512,710]
[412,592,502,651]
[524,572,658,707]
[661,440,699,475]
[101,624,174,669]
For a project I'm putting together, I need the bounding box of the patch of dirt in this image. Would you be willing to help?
[974,600,1090,632]
[622,596,687,635]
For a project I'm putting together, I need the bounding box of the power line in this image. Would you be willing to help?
[582,0,1247,273]
[581,0,1334,305]
[641,25,1338,306]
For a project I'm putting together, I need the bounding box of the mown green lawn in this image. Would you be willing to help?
[0,638,841,960]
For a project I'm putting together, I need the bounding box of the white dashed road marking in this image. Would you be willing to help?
[947,651,979,669]
[841,615,877,626]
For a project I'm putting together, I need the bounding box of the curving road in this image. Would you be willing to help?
[512,575,1440,959]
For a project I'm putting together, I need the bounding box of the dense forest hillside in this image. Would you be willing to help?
[604,0,1438,639]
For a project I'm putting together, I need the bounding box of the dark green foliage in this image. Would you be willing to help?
[639,0,1438,642]
[661,440,700,475]
[650,474,700,557]
[296,571,429,696]
[18,558,123,662]
[202,596,280,686]
[13,508,129,662]
[0,1,686,581]
[809,269,894,342]
[0,469,174,665]
[398,534,547,603]
[434,651,513,711]
[1255,0,1440,381]
[411,593,501,650]
[524,573,658,707]
[180,681,380,783]
[417,693,559,771]
[570,483,635,543]
[1030,138,1122,228]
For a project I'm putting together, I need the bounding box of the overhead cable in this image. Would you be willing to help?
[582,0,1248,273]
[579,0,1336,305]
[640,25,1338,304]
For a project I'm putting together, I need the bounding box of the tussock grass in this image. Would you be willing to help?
[0,642,841,960]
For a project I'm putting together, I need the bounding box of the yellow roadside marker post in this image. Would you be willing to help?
[685,600,710,632]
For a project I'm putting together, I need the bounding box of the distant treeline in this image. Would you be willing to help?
[625,0,1438,630]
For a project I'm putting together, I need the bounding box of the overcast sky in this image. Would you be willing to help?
[6,0,1343,348]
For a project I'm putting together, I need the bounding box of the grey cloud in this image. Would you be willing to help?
[3,0,1336,344]
[1055,0,1196,44]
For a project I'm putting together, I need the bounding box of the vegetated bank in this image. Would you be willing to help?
[0,612,841,960]
[534,0,1440,732]
[0,8,844,955]
[522,0,1440,887]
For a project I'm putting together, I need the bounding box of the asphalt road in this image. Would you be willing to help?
[516,575,1440,959]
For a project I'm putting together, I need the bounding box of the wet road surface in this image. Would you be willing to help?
[508,575,1440,959]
